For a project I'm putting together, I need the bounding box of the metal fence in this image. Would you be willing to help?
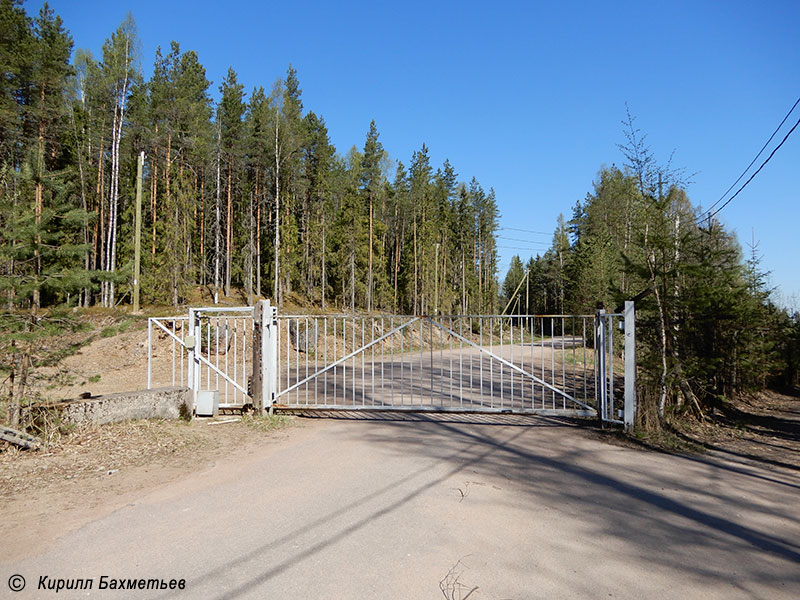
[148,301,636,427]
[596,305,636,426]
[148,307,254,408]
[275,314,600,415]
[147,316,190,388]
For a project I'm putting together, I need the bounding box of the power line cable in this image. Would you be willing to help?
[700,113,800,224]
[498,226,551,235]
[497,235,549,245]
[699,95,800,221]
[497,245,546,252]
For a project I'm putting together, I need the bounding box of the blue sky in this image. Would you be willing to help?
[30,0,800,306]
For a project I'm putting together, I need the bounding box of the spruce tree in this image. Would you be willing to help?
[360,120,384,312]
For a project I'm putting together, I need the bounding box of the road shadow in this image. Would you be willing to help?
[170,412,800,599]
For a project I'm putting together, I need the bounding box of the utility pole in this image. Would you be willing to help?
[133,151,144,313]
[501,268,528,316]
[526,265,530,328]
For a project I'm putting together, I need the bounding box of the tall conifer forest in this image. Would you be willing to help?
[2,3,798,429]
[0,3,500,317]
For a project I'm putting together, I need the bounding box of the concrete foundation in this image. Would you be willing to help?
[33,387,193,427]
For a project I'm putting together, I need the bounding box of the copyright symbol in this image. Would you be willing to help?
[8,574,25,592]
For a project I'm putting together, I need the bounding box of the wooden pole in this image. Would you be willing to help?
[133,151,144,313]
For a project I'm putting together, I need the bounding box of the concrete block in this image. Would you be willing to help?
[31,387,193,427]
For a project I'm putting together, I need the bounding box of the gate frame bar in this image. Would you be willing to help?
[148,301,637,427]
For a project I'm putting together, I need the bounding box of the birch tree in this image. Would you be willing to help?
[99,14,137,307]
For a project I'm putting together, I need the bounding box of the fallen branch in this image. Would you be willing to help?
[439,556,478,600]
[1,425,42,450]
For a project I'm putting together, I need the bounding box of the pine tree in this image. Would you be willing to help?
[360,120,384,312]
[388,162,409,312]
[217,67,244,298]
[244,86,271,300]
[330,149,367,310]
[0,0,32,170]
[301,110,334,306]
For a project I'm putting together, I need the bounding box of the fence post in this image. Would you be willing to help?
[187,308,199,409]
[624,300,637,432]
[266,302,278,415]
[252,299,278,416]
[147,318,152,389]
[187,309,194,395]
[193,312,201,403]
[252,300,266,414]
[595,307,607,424]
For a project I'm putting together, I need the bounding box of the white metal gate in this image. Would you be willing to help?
[148,301,636,427]
[274,314,592,415]
[148,307,254,409]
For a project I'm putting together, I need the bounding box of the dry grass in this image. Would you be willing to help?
[0,416,294,498]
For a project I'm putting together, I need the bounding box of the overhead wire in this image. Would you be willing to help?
[698,95,800,222]
[498,226,551,235]
[699,113,800,224]
[497,235,549,245]
[497,245,547,253]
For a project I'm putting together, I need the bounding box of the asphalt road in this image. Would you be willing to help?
[4,414,799,599]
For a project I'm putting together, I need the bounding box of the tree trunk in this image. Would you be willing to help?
[461,247,466,314]
[284,200,291,298]
[200,168,205,286]
[225,155,232,297]
[477,227,483,313]
[273,116,280,305]
[321,208,326,309]
[166,130,171,230]
[368,191,373,312]
[648,250,669,422]
[112,39,131,306]
[70,101,91,306]
[350,243,355,312]
[10,347,30,429]
[214,123,221,304]
[152,127,158,261]
[247,191,254,305]
[94,119,105,274]
[393,194,400,311]
[33,92,45,311]
[105,53,130,308]
[103,105,120,307]
[413,215,418,314]
[7,340,19,428]
[255,170,261,298]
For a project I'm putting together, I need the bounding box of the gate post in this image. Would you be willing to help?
[266,302,278,415]
[623,300,637,432]
[252,300,278,415]
[193,310,201,405]
[595,307,607,424]
[187,308,198,408]
[252,301,266,414]
[147,318,153,389]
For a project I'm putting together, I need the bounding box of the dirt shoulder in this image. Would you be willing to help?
[590,389,800,471]
[678,390,800,470]
[0,416,296,561]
